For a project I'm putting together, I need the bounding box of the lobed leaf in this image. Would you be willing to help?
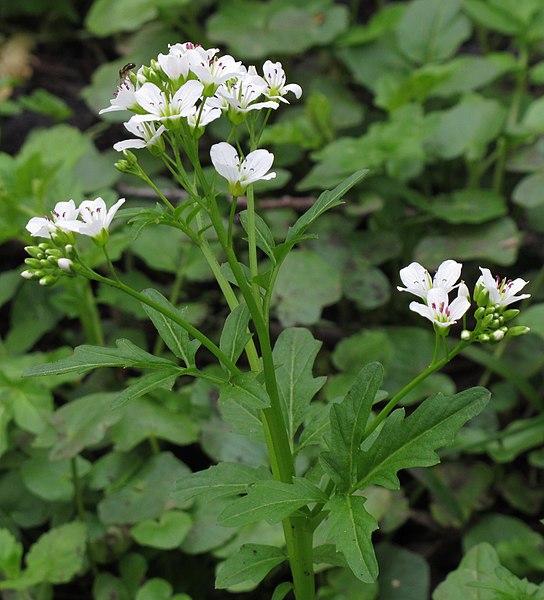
[215,544,286,589]
[219,303,252,365]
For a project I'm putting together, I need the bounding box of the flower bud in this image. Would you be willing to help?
[57,258,74,272]
[21,270,34,279]
[39,275,57,286]
[476,287,489,307]
[506,326,530,337]
[502,309,520,323]
[24,258,42,268]
[24,246,44,259]
[460,330,472,341]
[478,333,490,342]
[491,330,505,342]
[474,306,485,320]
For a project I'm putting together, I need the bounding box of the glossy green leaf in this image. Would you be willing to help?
[173,462,271,504]
[215,544,286,589]
[321,363,384,491]
[219,303,252,365]
[85,0,169,36]
[512,173,544,208]
[218,478,327,527]
[414,217,521,266]
[428,94,506,161]
[131,510,192,549]
[396,0,471,64]
[141,288,201,367]
[324,495,379,583]
[0,522,87,589]
[273,249,342,326]
[109,397,198,452]
[24,338,175,377]
[356,388,490,490]
[462,0,543,37]
[0,529,22,580]
[98,452,190,525]
[428,189,507,224]
[219,372,270,440]
[272,328,326,445]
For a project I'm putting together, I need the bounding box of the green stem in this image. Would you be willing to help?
[362,341,470,445]
[79,280,104,346]
[153,260,186,356]
[86,265,241,376]
[71,458,86,521]
[245,185,261,305]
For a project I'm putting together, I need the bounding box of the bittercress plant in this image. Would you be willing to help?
[15,41,532,600]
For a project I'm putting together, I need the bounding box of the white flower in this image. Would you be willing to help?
[156,51,193,82]
[191,54,245,88]
[168,42,218,62]
[26,200,80,238]
[397,260,462,300]
[210,142,276,196]
[216,74,278,114]
[409,286,470,329]
[477,267,530,307]
[133,80,204,123]
[262,60,302,103]
[186,103,222,129]
[99,79,139,115]
[63,197,125,239]
[113,117,166,152]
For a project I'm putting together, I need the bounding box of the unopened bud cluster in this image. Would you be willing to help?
[21,235,76,286]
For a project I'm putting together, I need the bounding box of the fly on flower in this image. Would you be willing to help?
[119,62,136,81]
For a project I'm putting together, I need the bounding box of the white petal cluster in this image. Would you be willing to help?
[26,197,125,241]
[210,142,276,196]
[99,41,302,150]
[399,260,470,329]
[476,267,530,307]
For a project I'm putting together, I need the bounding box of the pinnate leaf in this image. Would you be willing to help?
[272,328,326,446]
[215,544,286,589]
[321,362,384,491]
[218,478,327,527]
[141,288,200,367]
[24,338,175,377]
[173,462,271,504]
[356,387,490,490]
[324,494,379,583]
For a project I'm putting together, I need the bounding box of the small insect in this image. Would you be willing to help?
[118,62,136,81]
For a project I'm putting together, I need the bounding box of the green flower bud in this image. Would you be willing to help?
[502,309,520,322]
[474,306,486,320]
[38,275,57,286]
[24,258,42,269]
[506,326,530,337]
[491,330,505,342]
[460,330,472,341]
[24,246,44,259]
[478,333,490,342]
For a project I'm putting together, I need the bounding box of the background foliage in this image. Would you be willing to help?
[0,0,543,598]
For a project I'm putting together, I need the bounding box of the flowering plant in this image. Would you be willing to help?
[16,42,531,600]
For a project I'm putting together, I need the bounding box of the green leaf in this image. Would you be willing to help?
[512,173,544,208]
[376,543,430,600]
[111,368,182,409]
[428,94,506,161]
[24,338,175,377]
[219,372,270,440]
[0,529,23,579]
[239,210,276,262]
[271,582,294,600]
[131,510,192,549]
[286,169,368,242]
[486,414,544,463]
[98,452,190,525]
[109,397,198,452]
[428,189,507,224]
[414,217,521,266]
[356,387,490,490]
[0,522,87,589]
[273,249,342,326]
[43,392,122,460]
[321,363,384,491]
[272,328,326,445]
[86,0,171,36]
[173,462,272,504]
[396,0,471,64]
[324,495,379,583]
[218,478,327,527]
[462,0,543,37]
[219,303,252,365]
[434,542,544,599]
[216,544,286,589]
[141,288,201,367]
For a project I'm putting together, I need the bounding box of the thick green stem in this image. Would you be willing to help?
[79,280,104,346]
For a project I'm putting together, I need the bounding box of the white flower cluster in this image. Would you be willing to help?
[100,42,302,152]
[398,260,530,340]
[26,198,125,242]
